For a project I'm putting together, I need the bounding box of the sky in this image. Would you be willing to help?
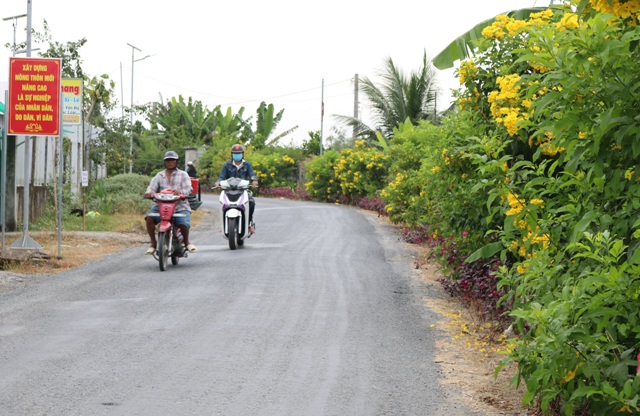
[1,0,544,146]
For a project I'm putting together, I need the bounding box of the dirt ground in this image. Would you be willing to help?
[0,218,531,415]
[414,255,531,415]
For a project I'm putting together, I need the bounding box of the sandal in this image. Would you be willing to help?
[145,246,156,255]
[186,244,197,253]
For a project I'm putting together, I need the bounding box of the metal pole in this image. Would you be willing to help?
[127,43,140,174]
[1,91,7,250]
[353,74,359,138]
[26,0,32,56]
[10,0,42,250]
[1,13,27,55]
[57,88,63,258]
[320,79,324,156]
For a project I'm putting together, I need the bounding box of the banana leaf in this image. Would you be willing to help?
[433,7,548,70]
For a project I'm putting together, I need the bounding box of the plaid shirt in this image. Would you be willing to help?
[145,169,192,211]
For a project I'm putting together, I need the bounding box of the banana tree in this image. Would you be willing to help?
[242,101,298,149]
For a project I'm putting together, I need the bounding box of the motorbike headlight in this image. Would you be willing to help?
[156,193,178,201]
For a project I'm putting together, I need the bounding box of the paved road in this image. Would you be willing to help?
[0,195,482,415]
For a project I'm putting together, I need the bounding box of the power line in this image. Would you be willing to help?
[128,69,351,106]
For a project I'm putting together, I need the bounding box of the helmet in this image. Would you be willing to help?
[231,144,244,154]
[187,161,193,165]
[164,151,179,160]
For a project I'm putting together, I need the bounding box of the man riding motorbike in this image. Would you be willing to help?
[143,151,197,255]
[214,144,258,232]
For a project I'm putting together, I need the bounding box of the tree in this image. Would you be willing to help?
[242,101,298,149]
[33,20,116,125]
[147,96,222,147]
[302,131,322,156]
[93,115,130,176]
[334,50,439,144]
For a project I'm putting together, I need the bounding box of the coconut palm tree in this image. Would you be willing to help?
[334,50,439,145]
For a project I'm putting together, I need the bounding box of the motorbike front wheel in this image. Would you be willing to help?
[158,231,170,271]
[228,217,237,250]
[171,235,180,266]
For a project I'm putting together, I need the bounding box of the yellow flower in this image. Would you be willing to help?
[619,404,633,413]
[561,363,583,383]
[518,245,527,257]
[506,192,524,216]
[556,13,580,31]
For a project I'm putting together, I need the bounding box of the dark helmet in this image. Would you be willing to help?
[231,144,244,154]
[164,150,179,160]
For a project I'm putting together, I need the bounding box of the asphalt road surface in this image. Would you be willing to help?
[0,195,484,416]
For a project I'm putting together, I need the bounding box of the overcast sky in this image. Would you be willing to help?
[2,0,543,145]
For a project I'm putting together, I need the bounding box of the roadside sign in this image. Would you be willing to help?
[82,171,88,187]
[8,57,62,136]
[62,78,83,125]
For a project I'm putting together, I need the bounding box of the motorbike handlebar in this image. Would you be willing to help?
[211,184,258,191]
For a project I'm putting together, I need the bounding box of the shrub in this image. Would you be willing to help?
[87,173,150,215]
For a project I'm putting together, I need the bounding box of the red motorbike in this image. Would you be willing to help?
[148,189,189,271]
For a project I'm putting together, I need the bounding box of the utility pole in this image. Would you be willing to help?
[1,12,28,239]
[2,13,27,55]
[353,74,359,138]
[11,0,43,250]
[127,43,140,174]
[320,79,324,156]
[126,43,152,173]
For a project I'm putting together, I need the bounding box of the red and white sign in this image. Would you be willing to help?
[8,57,62,136]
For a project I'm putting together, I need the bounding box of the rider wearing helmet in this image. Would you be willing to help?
[214,144,258,232]
[186,161,198,178]
[143,151,197,255]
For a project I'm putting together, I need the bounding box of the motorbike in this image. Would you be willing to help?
[216,177,254,250]
[148,189,189,271]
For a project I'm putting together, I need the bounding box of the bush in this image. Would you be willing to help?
[251,147,306,190]
[87,173,151,215]
[304,141,389,203]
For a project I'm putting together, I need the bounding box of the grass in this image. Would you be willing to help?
[30,212,147,233]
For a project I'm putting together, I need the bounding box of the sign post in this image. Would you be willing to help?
[60,78,83,252]
[7,57,61,250]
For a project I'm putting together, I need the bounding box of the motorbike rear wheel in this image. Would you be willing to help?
[228,217,237,250]
[158,231,170,271]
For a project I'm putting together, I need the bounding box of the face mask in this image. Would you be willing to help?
[232,154,243,162]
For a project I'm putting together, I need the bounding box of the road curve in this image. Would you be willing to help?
[0,195,483,415]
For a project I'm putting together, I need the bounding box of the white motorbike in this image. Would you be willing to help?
[217,177,254,250]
